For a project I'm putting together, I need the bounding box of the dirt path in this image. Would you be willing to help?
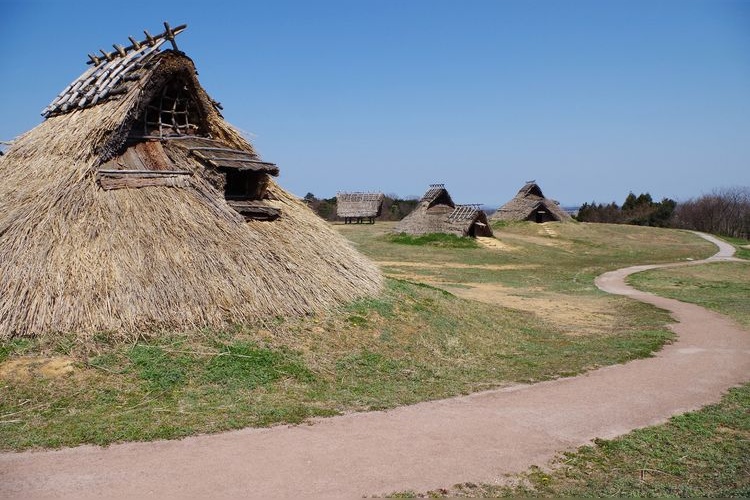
[2,233,748,500]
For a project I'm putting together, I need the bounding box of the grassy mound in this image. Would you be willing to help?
[387,233,479,248]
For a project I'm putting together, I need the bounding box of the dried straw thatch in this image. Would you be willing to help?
[393,184,493,237]
[336,192,384,223]
[0,26,382,339]
[489,181,571,223]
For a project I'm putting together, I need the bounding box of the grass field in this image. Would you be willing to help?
[630,261,750,328]
[400,255,750,498]
[0,222,717,450]
[343,221,715,335]
[721,235,750,260]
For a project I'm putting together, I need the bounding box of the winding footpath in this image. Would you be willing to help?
[2,233,749,499]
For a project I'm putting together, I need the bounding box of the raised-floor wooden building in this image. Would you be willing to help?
[336,192,384,224]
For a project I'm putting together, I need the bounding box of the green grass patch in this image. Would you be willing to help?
[388,232,478,248]
[128,345,189,391]
[721,235,750,260]
[0,339,32,363]
[204,342,314,389]
[628,261,750,327]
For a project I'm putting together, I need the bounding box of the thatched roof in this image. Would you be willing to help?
[393,184,492,237]
[0,24,382,338]
[489,181,572,223]
[336,192,384,218]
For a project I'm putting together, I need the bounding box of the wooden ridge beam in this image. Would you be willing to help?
[87,23,187,66]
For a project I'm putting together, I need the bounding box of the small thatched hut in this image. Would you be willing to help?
[393,184,492,237]
[336,192,384,224]
[490,181,571,223]
[0,23,382,338]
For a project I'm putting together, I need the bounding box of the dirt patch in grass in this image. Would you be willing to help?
[537,223,560,238]
[507,233,575,251]
[380,273,621,337]
[377,247,623,337]
[443,282,620,336]
[0,357,74,381]
[475,237,518,251]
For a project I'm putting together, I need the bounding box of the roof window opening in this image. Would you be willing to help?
[142,79,206,138]
[225,170,269,201]
[223,170,279,221]
[186,142,281,221]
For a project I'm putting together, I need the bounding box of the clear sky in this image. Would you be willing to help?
[1,0,748,206]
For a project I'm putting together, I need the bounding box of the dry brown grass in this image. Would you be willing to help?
[340,221,716,338]
[0,357,74,381]
[442,282,621,336]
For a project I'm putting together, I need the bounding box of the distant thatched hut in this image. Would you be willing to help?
[490,181,571,223]
[0,24,382,338]
[394,184,492,237]
[336,192,384,224]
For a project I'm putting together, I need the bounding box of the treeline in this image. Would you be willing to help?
[303,193,418,222]
[671,187,750,239]
[577,192,676,227]
[577,187,750,239]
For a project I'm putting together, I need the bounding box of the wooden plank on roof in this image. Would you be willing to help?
[188,146,254,154]
[120,147,148,170]
[227,200,281,221]
[217,161,279,175]
[97,171,191,190]
[209,157,276,165]
[190,148,279,176]
[98,169,191,175]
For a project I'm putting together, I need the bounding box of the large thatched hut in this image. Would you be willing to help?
[0,24,382,338]
[393,184,492,237]
[490,181,571,223]
[336,192,384,223]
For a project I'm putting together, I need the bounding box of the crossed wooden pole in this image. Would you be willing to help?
[87,22,187,66]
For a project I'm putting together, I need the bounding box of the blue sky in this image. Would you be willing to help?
[1,0,748,206]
